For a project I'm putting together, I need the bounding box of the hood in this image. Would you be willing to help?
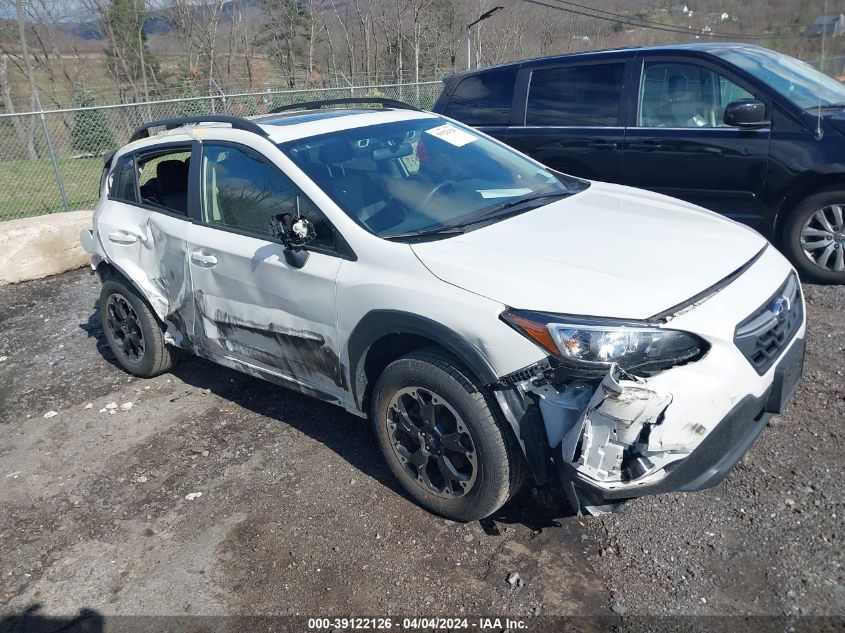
[411,182,767,320]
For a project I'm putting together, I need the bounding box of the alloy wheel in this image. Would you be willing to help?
[386,387,477,499]
[106,293,145,362]
[800,204,845,272]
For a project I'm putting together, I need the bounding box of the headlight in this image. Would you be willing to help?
[501,309,707,376]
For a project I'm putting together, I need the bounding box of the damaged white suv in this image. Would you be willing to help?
[81,100,805,520]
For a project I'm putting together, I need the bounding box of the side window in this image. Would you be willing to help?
[443,69,517,126]
[136,148,192,215]
[638,62,755,128]
[526,63,625,126]
[201,144,336,251]
[110,155,137,203]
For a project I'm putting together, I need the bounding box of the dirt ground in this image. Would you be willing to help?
[0,269,843,626]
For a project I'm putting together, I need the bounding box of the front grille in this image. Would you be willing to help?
[734,272,803,375]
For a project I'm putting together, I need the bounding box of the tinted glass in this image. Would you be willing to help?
[281,118,582,239]
[714,46,845,110]
[443,69,516,126]
[639,62,754,128]
[201,144,336,251]
[526,63,625,126]
[110,155,137,203]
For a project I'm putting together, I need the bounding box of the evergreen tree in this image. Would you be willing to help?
[103,0,159,97]
[70,87,117,155]
[176,81,210,116]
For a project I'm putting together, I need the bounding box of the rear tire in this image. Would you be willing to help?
[783,189,845,284]
[370,347,525,522]
[99,278,179,378]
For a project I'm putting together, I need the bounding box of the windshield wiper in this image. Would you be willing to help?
[459,192,569,228]
[809,102,845,110]
[382,225,465,241]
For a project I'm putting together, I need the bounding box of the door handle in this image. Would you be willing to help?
[190,251,218,267]
[107,231,139,245]
[588,141,618,150]
[627,142,665,152]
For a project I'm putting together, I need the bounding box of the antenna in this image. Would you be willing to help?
[817,1,828,140]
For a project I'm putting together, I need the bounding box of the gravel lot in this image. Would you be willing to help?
[0,268,842,624]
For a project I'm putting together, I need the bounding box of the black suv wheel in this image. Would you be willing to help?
[784,189,845,284]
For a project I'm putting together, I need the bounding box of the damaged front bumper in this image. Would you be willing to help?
[495,335,805,516]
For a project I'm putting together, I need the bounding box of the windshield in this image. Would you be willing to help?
[279,117,583,239]
[713,46,845,110]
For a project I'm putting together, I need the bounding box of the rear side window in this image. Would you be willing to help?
[110,155,137,203]
[443,69,517,126]
[526,63,625,127]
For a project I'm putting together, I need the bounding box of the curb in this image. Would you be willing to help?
[0,210,93,286]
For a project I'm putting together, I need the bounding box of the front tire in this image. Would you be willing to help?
[783,190,845,284]
[99,279,179,378]
[370,348,524,522]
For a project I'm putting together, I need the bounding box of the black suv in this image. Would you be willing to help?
[432,43,845,284]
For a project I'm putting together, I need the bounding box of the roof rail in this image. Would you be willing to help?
[128,115,270,143]
[269,97,420,114]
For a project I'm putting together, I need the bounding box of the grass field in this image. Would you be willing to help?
[0,156,102,221]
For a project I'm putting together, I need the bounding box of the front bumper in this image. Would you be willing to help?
[565,337,804,507]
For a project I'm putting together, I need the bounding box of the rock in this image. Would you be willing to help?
[785,498,796,507]
[506,571,520,586]
[120,402,134,411]
[463,534,473,543]
[0,356,7,362]
[184,492,203,501]
[201,450,209,457]
[105,402,118,410]
[83,403,93,409]
[43,410,58,419]
[611,604,627,615]
[136,475,148,483]
[190,444,207,454]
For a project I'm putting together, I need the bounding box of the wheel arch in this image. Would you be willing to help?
[347,311,554,486]
[774,174,845,244]
[347,310,499,415]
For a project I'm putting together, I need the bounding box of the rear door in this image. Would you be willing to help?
[97,144,198,343]
[622,56,771,231]
[505,58,632,181]
[185,141,347,401]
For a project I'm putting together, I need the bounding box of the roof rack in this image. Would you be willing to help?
[129,115,270,143]
[268,97,420,114]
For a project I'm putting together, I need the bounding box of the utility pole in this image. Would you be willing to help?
[465,6,503,70]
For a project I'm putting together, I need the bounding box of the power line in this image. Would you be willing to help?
[520,0,801,40]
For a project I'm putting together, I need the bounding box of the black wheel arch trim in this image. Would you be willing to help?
[347,310,499,411]
[347,309,554,485]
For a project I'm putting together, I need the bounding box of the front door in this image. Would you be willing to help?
[186,142,346,402]
[622,58,771,232]
[506,60,630,181]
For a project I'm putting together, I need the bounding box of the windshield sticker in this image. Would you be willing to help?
[477,188,533,199]
[425,124,478,147]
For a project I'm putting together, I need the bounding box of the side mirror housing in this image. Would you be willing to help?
[269,212,316,249]
[724,99,769,128]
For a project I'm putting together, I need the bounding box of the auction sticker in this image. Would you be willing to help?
[425,123,478,147]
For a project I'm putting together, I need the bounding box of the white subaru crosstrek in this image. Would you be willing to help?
[81,100,805,521]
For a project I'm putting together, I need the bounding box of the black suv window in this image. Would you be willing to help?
[443,69,517,126]
[638,62,754,128]
[526,63,625,126]
[200,144,336,251]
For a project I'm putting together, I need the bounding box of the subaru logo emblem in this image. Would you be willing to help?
[771,296,790,322]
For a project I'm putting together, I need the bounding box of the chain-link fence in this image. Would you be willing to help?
[0,81,442,223]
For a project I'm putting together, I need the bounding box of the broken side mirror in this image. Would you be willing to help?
[270,212,316,249]
[269,199,316,269]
